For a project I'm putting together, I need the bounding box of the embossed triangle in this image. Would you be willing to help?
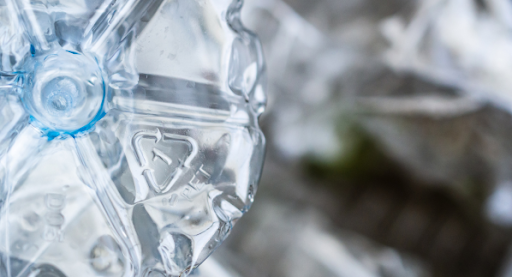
[131,128,197,193]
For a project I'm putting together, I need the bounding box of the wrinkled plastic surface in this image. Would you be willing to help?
[0,0,266,276]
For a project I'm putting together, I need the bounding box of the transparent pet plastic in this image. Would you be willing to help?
[0,0,266,276]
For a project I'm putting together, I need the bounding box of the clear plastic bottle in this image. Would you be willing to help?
[0,0,266,276]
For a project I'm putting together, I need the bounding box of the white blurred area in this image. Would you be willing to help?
[382,0,512,111]
[486,181,512,226]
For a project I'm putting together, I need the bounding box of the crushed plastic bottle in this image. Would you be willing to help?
[0,0,266,276]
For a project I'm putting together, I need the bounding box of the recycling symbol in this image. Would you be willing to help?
[131,128,197,193]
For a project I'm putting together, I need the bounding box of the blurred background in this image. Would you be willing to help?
[205,0,512,276]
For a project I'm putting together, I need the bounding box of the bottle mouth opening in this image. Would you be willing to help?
[21,49,107,136]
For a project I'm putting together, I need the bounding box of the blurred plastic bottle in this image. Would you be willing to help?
[0,0,266,276]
